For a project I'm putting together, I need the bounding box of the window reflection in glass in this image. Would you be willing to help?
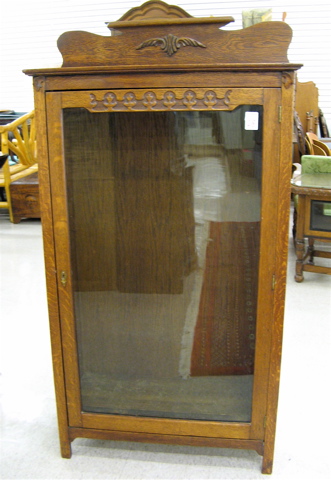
[63,106,263,422]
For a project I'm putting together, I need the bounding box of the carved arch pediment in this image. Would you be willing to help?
[115,0,193,22]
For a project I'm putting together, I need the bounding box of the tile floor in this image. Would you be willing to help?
[0,207,330,479]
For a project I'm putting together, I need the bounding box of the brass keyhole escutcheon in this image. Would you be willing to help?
[60,271,67,287]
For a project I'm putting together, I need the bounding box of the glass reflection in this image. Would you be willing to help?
[63,106,262,422]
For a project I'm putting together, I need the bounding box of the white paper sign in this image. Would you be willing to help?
[245,112,259,131]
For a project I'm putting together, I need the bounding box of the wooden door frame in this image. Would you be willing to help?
[44,85,284,457]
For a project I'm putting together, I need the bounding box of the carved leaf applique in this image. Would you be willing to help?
[136,34,206,56]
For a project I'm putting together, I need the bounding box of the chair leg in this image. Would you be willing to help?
[4,183,14,223]
[295,239,305,282]
[292,208,297,246]
[308,237,315,264]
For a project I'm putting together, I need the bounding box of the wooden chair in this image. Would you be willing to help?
[295,81,319,137]
[293,80,330,164]
[305,132,331,156]
[0,111,38,222]
[313,138,331,156]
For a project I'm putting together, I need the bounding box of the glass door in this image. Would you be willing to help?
[47,88,280,433]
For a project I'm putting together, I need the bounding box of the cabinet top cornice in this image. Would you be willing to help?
[24,1,302,76]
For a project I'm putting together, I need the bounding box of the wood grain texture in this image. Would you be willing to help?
[82,412,251,439]
[295,81,319,136]
[262,81,295,475]
[69,426,264,455]
[57,21,293,68]
[292,189,331,281]
[46,93,83,428]
[112,111,195,294]
[291,185,331,199]
[33,84,72,458]
[9,172,40,223]
[115,0,194,22]
[25,68,299,84]
[248,89,282,449]
[63,110,117,292]
[60,88,263,112]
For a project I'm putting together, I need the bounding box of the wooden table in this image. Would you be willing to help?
[291,173,331,281]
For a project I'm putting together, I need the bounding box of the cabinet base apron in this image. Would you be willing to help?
[68,427,264,455]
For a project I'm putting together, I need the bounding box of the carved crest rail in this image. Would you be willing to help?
[88,89,232,112]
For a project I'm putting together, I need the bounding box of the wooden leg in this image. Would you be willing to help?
[261,435,274,474]
[292,207,297,245]
[262,457,273,474]
[294,195,306,282]
[294,239,305,282]
[56,406,72,458]
[308,237,315,264]
[60,436,72,459]
[262,424,276,475]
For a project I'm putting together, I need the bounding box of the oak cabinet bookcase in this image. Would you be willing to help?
[24,1,301,474]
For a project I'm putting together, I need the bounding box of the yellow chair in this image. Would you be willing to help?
[305,132,331,156]
[0,111,38,222]
[312,138,331,156]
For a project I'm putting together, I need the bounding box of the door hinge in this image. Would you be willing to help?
[278,106,282,123]
[263,415,267,429]
[272,274,276,290]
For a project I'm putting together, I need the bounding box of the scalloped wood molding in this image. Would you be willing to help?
[117,0,192,21]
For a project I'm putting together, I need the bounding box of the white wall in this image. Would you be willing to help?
[1,0,330,129]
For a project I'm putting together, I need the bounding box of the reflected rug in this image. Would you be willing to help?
[190,221,260,376]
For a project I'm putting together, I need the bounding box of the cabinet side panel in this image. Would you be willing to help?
[262,77,295,475]
[33,80,71,457]
[250,88,281,441]
[46,92,83,427]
